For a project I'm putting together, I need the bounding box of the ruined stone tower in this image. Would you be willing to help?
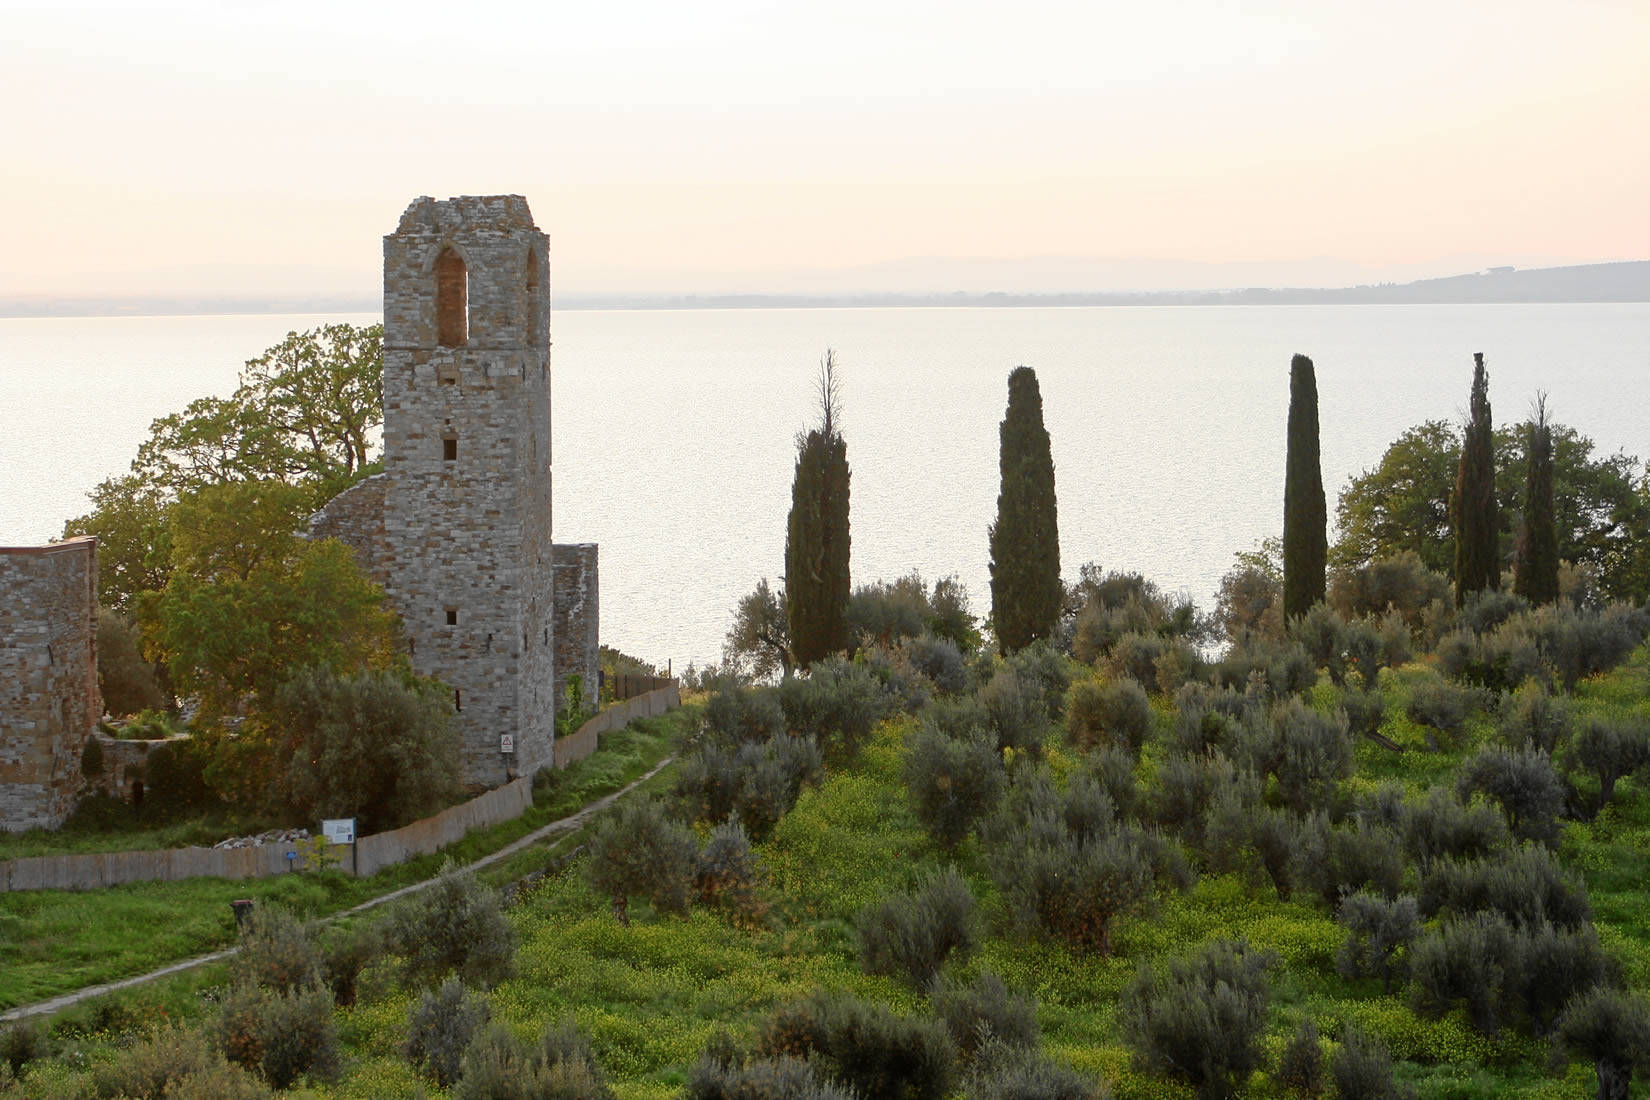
[385,195,554,785]
[311,194,597,788]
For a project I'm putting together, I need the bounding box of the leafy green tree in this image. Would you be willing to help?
[1334,420,1460,576]
[1284,354,1327,620]
[785,352,851,667]
[990,366,1061,653]
[1514,396,1560,604]
[1454,353,1500,603]
[62,473,175,614]
[385,863,517,989]
[238,323,384,486]
[271,667,460,833]
[1558,987,1650,1100]
[1215,537,1283,642]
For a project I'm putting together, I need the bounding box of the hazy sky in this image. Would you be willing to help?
[3,0,1647,296]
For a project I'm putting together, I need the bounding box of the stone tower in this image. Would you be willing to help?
[381,195,555,786]
[1,537,98,831]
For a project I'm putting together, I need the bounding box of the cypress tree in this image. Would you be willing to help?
[1514,394,1560,605]
[989,365,1061,653]
[1452,352,1500,604]
[785,352,851,667]
[1283,353,1327,621]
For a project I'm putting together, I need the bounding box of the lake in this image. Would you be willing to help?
[3,303,1646,670]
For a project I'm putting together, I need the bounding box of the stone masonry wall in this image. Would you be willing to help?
[0,538,98,832]
[308,473,389,586]
[551,543,599,713]
[379,196,556,787]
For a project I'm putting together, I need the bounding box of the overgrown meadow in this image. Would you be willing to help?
[6,577,1650,1098]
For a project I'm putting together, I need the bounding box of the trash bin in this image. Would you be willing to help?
[230,899,255,929]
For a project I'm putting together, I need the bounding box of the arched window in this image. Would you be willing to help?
[436,247,468,347]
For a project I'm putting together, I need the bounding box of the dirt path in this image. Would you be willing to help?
[0,755,674,1023]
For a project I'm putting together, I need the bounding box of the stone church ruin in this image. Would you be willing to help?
[1,195,597,831]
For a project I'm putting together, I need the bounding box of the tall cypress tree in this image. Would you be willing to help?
[785,352,851,667]
[1282,353,1327,621]
[989,365,1061,653]
[1452,352,1500,604]
[1514,394,1560,605]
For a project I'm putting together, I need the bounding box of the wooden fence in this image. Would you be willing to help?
[0,683,680,892]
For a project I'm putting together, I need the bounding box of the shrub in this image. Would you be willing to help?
[704,685,786,745]
[931,971,1039,1061]
[779,657,888,759]
[0,1021,46,1080]
[1400,787,1509,871]
[1275,1017,1324,1098]
[1329,1026,1414,1100]
[857,867,978,988]
[676,734,822,840]
[97,609,167,717]
[902,634,969,695]
[1168,682,1244,756]
[271,665,462,833]
[215,982,340,1089]
[318,920,381,1008]
[1066,677,1151,754]
[1120,938,1274,1100]
[232,905,320,994]
[1339,685,1386,741]
[1102,631,1167,687]
[967,1040,1103,1100]
[453,1020,616,1100]
[1567,716,1650,819]
[88,1023,269,1099]
[1543,602,1650,692]
[685,1047,854,1100]
[1418,845,1592,930]
[1407,913,1519,1034]
[1499,680,1571,754]
[385,862,517,987]
[758,991,957,1100]
[1459,588,1531,634]
[1089,744,1141,822]
[995,826,1154,957]
[144,738,213,814]
[1404,676,1473,746]
[1269,698,1354,814]
[1557,987,1650,1100]
[405,978,490,1088]
[1290,603,1347,684]
[585,796,697,925]
[694,817,767,926]
[1335,891,1420,993]
[1328,552,1451,639]
[903,722,1005,849]
[1456,745,1566,846]
[1292,816,1403,909]
[1340,616,1386,689]
[1007,641,1073,722]
[979,667,1047,755]
[1516,921,1613,1036]
[1153,751,1244,848]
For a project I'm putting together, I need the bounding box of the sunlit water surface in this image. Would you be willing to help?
[3,304,1646,669]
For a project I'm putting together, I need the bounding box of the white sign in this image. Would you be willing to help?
[321,818,356,845]
[500,734,515,754]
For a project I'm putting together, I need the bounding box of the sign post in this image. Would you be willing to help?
[322,818,358,876]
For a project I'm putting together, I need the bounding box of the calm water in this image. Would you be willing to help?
[3,304,1647,670]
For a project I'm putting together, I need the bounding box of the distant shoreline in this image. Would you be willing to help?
[3,260,1645,319]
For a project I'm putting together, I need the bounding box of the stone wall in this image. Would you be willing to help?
[552,543,599,713]
[0,538,98,832]
[308,473,389,585]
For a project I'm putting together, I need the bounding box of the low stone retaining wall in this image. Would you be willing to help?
[0,683,680,892]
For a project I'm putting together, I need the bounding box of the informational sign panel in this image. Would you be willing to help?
[500,734,515,754]
[321,818,356,845]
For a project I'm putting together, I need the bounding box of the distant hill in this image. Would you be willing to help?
[1,261,1644,317]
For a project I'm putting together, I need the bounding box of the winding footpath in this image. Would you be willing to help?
[0,755,674,1023]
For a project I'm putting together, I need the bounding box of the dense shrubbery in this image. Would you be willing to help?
[758,991,957,1100]
[779,657,889,760]
[857,867,978,988]
[1455,745,1567,846]
[215,982,340,1089]
[585,796,697,925]
[931,971,1039,1060]
[675,733,822,840]
[405,978,489,1088]
[452,1020,615,1100]
[1120,938,1274,1100]
[1330,1026,1414,1100]
[1065,676,1151,754]
[903,720,1005,849]
[385,863,517,986]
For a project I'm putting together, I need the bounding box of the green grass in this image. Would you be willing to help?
[0,706,692,1012]
[11,649,1650,1098]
